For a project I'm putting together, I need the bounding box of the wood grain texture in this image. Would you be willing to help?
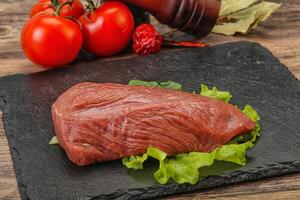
[0,0,299,199]
[0,112,20,200]
[166,173,300,200]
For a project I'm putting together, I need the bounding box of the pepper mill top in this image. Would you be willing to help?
[119,0,221,37]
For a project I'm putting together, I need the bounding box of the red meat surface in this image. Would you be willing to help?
[51,82,255,166]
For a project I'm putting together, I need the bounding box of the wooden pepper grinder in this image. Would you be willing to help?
[118,0,221,37]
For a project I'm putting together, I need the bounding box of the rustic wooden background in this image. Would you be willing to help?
[0,0,299,199]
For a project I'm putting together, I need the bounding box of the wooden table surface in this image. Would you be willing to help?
[0,0,299,199]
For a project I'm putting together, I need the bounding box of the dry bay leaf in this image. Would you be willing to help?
[213,1,281,36]
[219,0,258,16]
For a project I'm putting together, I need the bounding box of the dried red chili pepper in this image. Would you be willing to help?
[163,40,209,48]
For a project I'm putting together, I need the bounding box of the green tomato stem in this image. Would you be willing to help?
[54,0,74,16]
[96,0,103,7]
[85,0,96,12]
[51,0,60,7]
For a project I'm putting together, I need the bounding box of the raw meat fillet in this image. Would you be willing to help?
[52,82,255,166]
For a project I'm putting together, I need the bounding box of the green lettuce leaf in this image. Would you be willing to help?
[122,154,148,169]
[243,105,261,141]
[159,81,182,90]
[123,141,254,184]
[129,80,182,90]
[243,105,260,122]
[200,84,232,103]
[49,136,58,145]
[123,81,261,184]
[128,80,159,87]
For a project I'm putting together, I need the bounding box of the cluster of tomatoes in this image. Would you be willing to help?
[21,0,135,68]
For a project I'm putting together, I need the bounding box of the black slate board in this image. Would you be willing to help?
[0,41,299,200]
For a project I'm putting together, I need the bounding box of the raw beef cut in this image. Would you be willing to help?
[51,82,255,166]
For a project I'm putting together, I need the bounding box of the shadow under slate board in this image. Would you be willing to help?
[0,41,299,200]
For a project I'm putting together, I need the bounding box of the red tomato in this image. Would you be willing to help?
[79,1,134,57]
[21,14,83,68]
[30,0,85,18]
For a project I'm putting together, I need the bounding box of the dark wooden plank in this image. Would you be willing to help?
[165,173,300,200]
[0,112,20,200]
